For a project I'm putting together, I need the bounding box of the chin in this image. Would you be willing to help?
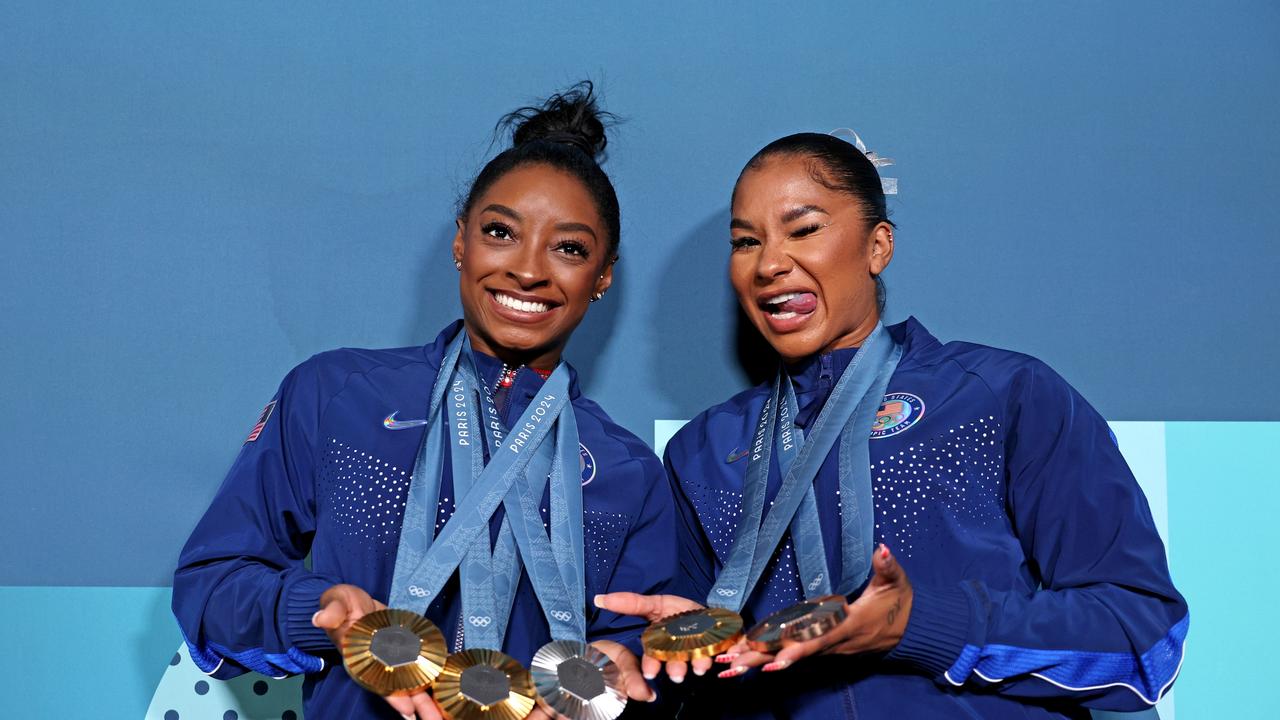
[757,327,825,363]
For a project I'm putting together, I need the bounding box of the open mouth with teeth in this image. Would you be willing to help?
[490,290,558,317]
[759,291,817,320]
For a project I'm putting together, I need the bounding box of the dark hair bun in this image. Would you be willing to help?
[502,81,612,161]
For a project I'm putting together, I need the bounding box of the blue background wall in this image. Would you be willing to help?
[2,1,1277,717]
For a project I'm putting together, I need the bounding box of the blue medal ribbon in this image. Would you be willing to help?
[388,327,588,647]
[708,323,901,611]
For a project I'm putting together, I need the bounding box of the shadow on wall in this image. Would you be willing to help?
[650,207,777,421]
[407,223,467,345]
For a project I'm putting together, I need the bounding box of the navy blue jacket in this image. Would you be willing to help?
[665,318,1186,719]
[173,322,678,718]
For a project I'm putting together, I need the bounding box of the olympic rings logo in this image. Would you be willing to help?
[468,615,493,627]
[550,610,573,622]
[408,585,429,598]
[715,588,738,597]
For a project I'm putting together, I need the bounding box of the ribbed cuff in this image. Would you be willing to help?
[285,574,338,654]
[885,583,972,677]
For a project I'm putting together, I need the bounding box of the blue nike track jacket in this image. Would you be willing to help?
[173,322,679,718]
[664,318,1186,719]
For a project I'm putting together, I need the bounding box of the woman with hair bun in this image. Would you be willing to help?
[173,83,672,719]
[599,132,1187,718]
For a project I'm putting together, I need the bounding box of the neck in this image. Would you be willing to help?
[817,311,880,357]
[464,326,563,372]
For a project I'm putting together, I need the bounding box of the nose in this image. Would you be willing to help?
[506,236,551,289]
[754,239,793,282]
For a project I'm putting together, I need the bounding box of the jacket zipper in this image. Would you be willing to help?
[453,608,465,652]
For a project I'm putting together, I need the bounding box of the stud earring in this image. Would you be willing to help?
[454,259,462,271]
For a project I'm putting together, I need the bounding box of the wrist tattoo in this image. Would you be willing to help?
[886,596,902,627]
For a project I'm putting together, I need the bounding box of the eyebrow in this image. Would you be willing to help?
[780,205,829,223]
[555,222,598,240]
[482,204,598,240]
[482,203,521,221]
[730,204,829,232]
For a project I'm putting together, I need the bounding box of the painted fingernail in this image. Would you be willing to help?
[717,666,747,679]
[647,692,657,702]
[670,674,685,684]
[401,714,416,720]
[693,664,707,676]
[880,544,890,559]
[642,672,656,680]
[714,653,738,664]
[762,660,789,672]
[593,594,605,608]
[311,611,322,626]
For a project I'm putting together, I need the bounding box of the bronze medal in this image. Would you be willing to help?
[745,595,847,653]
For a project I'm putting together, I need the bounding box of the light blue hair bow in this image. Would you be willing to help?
[829,128,898,196]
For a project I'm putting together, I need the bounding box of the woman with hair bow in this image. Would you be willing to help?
[598,131,1187,719]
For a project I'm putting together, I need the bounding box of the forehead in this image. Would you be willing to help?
[732,154,854,217]
[475,163,603,226]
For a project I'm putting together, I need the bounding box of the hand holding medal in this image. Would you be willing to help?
[592,592,723,682]
[715,544,914,678]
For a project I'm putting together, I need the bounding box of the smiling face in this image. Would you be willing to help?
[453,163,613,370]
[729,154,894,363]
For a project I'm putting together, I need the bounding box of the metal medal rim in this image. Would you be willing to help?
[341,608,447,696]
[434,648,538,720]
[530,640,627,720]
[745,595,848,653]
[641,607,745,661]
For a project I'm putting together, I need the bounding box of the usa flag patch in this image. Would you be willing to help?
[246,401,276,443]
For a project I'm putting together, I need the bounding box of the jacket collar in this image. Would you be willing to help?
[786,317,940,427]
[421,320,584,406]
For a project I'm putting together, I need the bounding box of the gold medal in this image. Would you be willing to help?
[745,595,848,653]
[341,608,447,696]
[641,607,744,661]
[531,640,627,720]
[434,648,538,720]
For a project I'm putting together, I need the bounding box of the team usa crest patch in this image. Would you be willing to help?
[579,443,597,486]
[246,401,276,443]
[871,392,924,439]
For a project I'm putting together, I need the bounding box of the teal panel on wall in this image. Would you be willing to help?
[0,587,178,718]
[1166,422,1280,718]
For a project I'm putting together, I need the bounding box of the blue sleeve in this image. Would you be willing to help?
[888,360,1188,710]
[586,453,682,657]
[171,357,342,679]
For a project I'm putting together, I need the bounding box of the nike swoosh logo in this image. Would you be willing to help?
[725,447,749,464]
[383,411,429,430]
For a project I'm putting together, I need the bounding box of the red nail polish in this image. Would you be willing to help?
[762,660,788,672]
[715,653,738,664]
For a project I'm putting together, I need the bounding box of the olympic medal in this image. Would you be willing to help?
[341,609,447,696]
[641,607,744,662]
[531,640,627,720]
[745,595,848,653]
[434,648,538,720]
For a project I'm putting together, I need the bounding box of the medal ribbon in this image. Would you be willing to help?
[708,323,901,611]
[389,328,586,647]
[464,358,587,643]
